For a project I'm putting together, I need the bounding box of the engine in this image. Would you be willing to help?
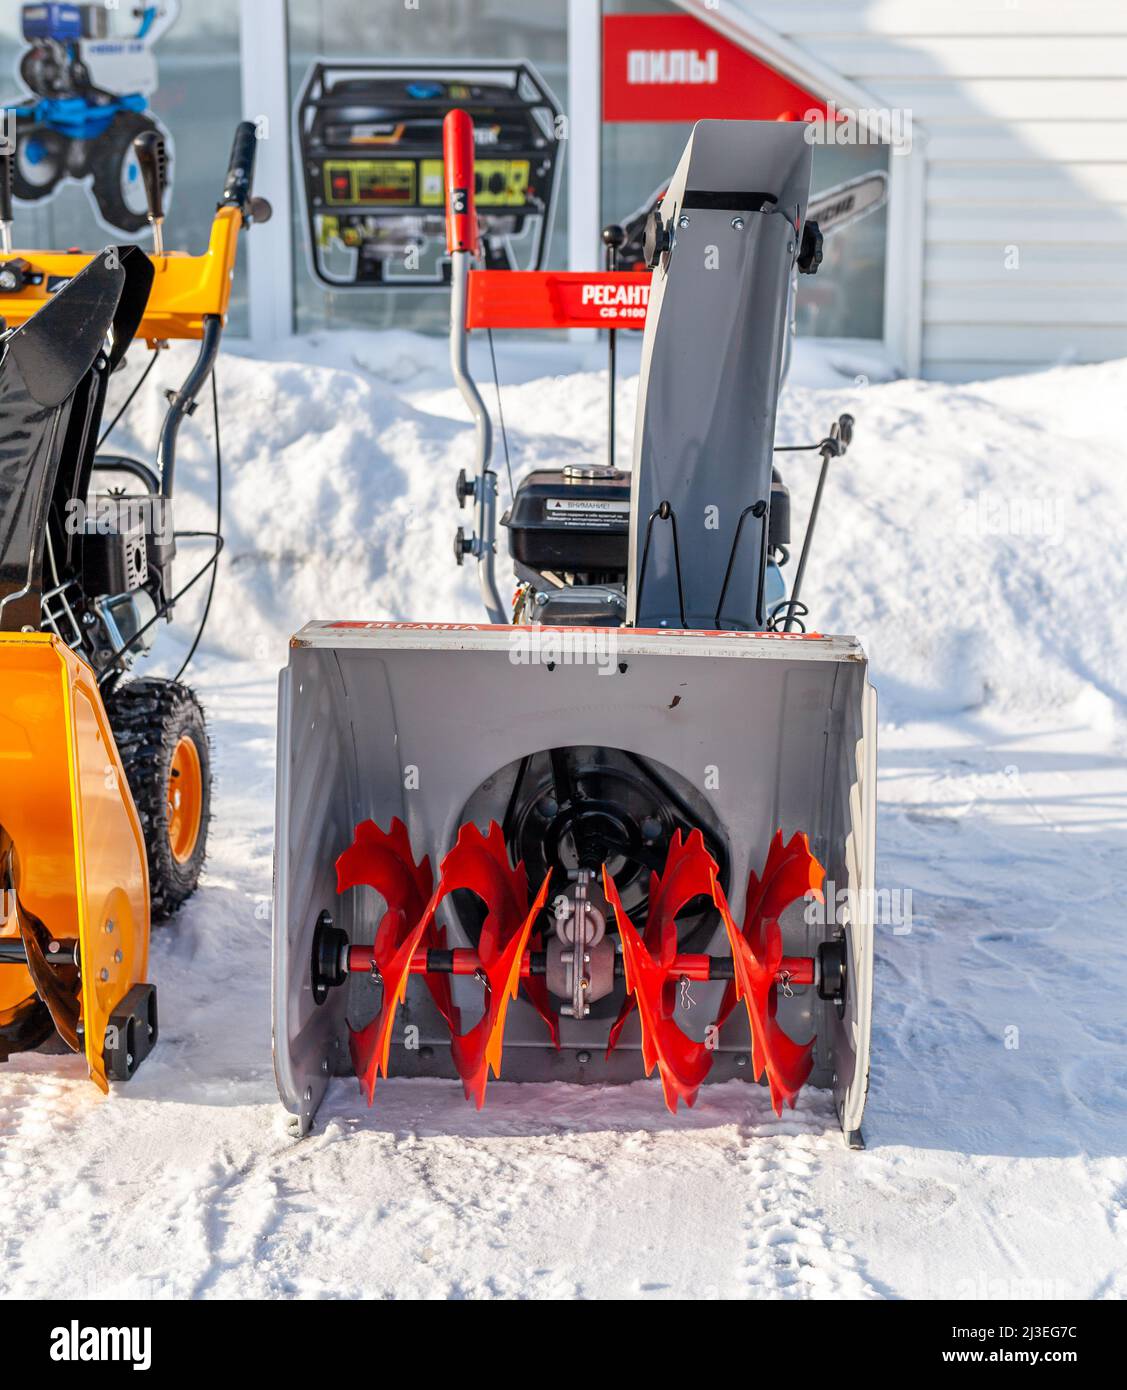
[502,462,792,628]
[502,463,630,624]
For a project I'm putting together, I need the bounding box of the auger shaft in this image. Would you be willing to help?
[343,943,815,986]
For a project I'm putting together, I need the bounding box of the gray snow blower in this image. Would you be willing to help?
[273,114,877,1145]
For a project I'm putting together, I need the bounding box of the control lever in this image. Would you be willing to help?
[0,139,13,256]
[132,130,168,255]
[602,222,626,471]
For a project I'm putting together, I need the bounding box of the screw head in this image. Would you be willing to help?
[677,214,690,229]
[576,1050,591,1064]
[731,216,745,230]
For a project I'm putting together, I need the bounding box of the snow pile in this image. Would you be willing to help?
[106,335,1127,731]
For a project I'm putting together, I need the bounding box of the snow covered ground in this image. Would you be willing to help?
[1,334,1125,1300]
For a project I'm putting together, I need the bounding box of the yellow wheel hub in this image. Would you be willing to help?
[167,735,203,865]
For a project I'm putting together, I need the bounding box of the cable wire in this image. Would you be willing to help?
[171,369,222,682]
[96,348,160,451]
[486,327,515,500]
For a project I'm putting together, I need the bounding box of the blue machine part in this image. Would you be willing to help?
[24,92,147,141]
[763,560,787,625]
[406,81,444,100]
[21,3,83,42]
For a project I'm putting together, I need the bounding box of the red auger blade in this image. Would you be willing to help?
[713,831,823,1114]
[603,830,717,1112]
[337,818,453,1103]
[436,822,552,1107]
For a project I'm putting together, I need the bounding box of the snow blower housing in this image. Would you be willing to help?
[0,121,267,1088]
[274,115,876,1144]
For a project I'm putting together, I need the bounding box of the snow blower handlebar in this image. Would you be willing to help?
[443,107,652,625]
[133,129,168,255]
[443,108,504,623]
[0,143,12,257]
[0,121,267,339]
[443,108,478,256]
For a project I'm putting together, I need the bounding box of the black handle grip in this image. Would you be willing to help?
[132,130,167,222]
[1,142,15,225]
[220,121,257,213]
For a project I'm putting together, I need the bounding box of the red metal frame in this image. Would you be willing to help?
[465,269,650,331]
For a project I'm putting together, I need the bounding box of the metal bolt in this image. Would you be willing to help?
[576,1050,591,1064]
[99,968,109,982]
[677,214,690,228]
[114,949,123,963]
[105,920,114,934]
[731,216,745,230]
[735,1054,748,1068]
[321,1058,329,1073]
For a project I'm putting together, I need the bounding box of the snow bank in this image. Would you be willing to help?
[101,337,1127,731]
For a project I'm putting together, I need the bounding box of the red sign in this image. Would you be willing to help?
[602,13,826,123]
[466,271,650,331]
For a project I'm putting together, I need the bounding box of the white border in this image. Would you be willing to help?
[238,0,294,344]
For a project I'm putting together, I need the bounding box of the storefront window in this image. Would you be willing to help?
[287,0,568,335]
[600,0,888,340]
[0,0,247,333]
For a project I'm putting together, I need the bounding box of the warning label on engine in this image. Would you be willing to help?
[546,498,630,524]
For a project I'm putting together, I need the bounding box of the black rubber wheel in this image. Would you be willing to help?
[106,679,211,921]
[11,123,68,203]
[0,996,55,1064]
[90,110,164,233]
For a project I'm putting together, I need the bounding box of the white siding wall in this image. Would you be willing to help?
[744,0,1127,379]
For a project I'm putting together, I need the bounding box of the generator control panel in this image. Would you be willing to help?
[295,61,564,289]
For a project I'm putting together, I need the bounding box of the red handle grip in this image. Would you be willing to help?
[443,108,478,256]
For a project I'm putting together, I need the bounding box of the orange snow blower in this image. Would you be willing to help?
[0,122,269,1088]
[274,112,876,1144]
